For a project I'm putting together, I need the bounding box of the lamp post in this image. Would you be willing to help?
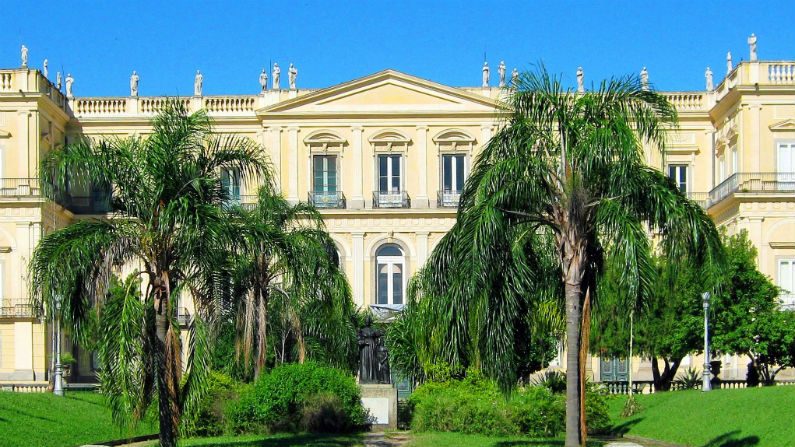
[53,296,64,396]
[702,291,712,392]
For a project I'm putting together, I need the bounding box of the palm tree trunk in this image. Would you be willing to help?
[564,278,583,447]
[154,274,180,447]
[578,287,591,445]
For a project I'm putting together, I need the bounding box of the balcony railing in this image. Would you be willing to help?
[177,308,192,326]
[0,178,43,198]
[781,294,795,311]
[686,192,709,209]
[0,299,35,319]
[437,190,462,208]
[309,191,346,209]
[709,172,795,206]
[373,191,410,209]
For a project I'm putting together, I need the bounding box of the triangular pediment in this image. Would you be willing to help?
[769,119,795,131]
[260,70,502,116]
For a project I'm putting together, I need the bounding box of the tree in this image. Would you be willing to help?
[712,231,795,384]
[592,254,713,391]
[404,66,722,446]
[30,102,269,447]
[225,187,358,378]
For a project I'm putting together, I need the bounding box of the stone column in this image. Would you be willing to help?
[416,232,429,269]
[268,126,283,192]
[287,126,299,203]
[350,126,365,209]
[414,126,429,208]
[352,232,365,307]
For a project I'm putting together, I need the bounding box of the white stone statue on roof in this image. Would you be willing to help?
[705,66,713,91]
[56,72,62,90]
[21,45,28,67]
[65,73,74,98]
[259,69,268,93]
[194,70,203,96]
[130,71,139,97]
[640,67,649,90]
[726,51,733,74]
[748,33,758,62]
[498,61,506,87]
[511,68,519,87]
[576,66,584,93]
[272,63,281,90]
[482,61,489,88]
[289,63,298,90]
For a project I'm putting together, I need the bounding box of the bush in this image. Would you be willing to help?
[531,370,566,394]
[408,372,611,437]
[183,371,243,436]
[227,362,368,434]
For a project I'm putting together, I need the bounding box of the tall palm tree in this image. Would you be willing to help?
[226,186,358,378]
[29,102,270,447]
[408,67,722,446]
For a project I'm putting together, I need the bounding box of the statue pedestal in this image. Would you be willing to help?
[360,383,397,431]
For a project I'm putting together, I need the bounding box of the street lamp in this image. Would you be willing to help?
[702,291,712,392]
[53,295,64,396]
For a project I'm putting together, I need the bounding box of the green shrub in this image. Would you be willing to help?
[408,373,612,437]
[531,370,566,394]
[510,386,565,437]
[227,362,368,434]
[183,371,242,436]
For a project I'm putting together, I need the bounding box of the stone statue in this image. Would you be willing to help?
[358,316,390,384]
[194,70,203,96]
[130,71,139,97]
[65,73,74,98]
[748,33,758,62]
[511,68,519,87]
[43,59,48,78]
[482,61,489,88]
[21,45,28,67]
[272,63,281,90]
[288,63,298,90]
[259,69,268,93]
[576,66,584,93]
[705,66,714,91]
[498,60,506,87]
[640,67,649,90]
[56,72,62,90]
[726,51,733,74]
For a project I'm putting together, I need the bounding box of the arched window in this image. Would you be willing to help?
[376,244,404,305]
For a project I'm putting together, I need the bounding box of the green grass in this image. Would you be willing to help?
[406,432,605,446]
[607,386,795,447]
[172,434,365,446]
[0,390,156,447]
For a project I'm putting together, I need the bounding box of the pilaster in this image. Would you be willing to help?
[17,110,31,177]
[414,126,429,208]
[287,126,299,203]
[350,126,365,209]
[416,231,429,268]
[268,126,283,192]
[352,232,365,307]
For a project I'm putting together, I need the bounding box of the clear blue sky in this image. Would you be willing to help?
[2,1,793,96]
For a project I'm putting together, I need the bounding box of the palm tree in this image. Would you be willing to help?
[29,102,270,447]
[407,67,722,446]
[226,186,358,378]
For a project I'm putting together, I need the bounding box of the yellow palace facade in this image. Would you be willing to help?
[1,45,794,385]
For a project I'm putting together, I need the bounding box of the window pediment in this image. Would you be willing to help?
[369,130,411,152]
[433,129,476,152]
[769,119,795,132]
[304,130,346,152]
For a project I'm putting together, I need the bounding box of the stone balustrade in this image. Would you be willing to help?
[767,63,795,84]
[204,96,256,113]
[0,70,13,91]
[74,97,127,116]
[664,92,706,112]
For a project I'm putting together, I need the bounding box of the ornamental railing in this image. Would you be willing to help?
[437,190,462,208]
[708,172,795,206]
[373,191,409,209]
[0,298,35,319]
[780,294,795,311]
[309,191,346,209]
[686,192,709,209]
[0,178,43,197]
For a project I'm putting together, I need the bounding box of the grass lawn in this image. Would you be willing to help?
[0,390,156,447]
[607,386,795,447]
[406,432,605,446]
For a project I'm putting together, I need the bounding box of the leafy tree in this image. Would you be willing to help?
[225,187,358,378]
[712,231,794,384]
[401,66,722,446]
[592,254,713,391]
[30,102,269,447]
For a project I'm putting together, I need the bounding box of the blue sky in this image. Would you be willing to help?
[2,1,793,96]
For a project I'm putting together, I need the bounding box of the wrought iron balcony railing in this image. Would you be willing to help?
[437,190,462,208]
[0,298,35,319]
[309,191,346,209]
[373,191,409,209]
[709,172,795,206]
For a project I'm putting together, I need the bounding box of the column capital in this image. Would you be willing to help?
[287,125,300,132]
[267,125,283,132]
[351,125,364,132]
[351,231,366,238]
[416,125,428,131]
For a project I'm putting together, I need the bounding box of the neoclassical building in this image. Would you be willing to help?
[0,44,794,385]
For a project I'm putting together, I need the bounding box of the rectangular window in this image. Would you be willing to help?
[731,146,739,175]
[221,168,241,202]
[718,156,726,183]
[442,154,466,192]
[778,142,795,190]
[312,155,338,193]
[378,155,401,193]
[667,164,688,192]
[779,259,795,309]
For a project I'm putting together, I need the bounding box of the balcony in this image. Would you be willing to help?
[0,299,35,319]
[708,172,795,206]
[686,192,709,209]
[438,190,462,208]
[781,294,795,311]
[309,191,346,209]
[0,178,43,198]
[373,191,410,209]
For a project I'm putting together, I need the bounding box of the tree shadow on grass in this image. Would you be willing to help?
[700,431,759,447]
[610,416,644,436]
[494,439,605,447]
[186,434,364,447]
